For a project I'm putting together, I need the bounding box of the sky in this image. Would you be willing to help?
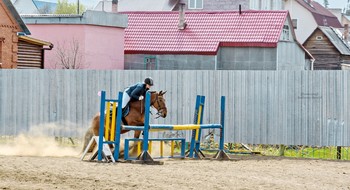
[47,0,349,11]
[77,0,100,9]
[314,0,348,9]
[45,0,100,9]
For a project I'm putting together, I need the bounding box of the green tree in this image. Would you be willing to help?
[55,0,86,14]
[324,0,329,8]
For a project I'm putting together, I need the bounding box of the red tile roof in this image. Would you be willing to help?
[123,11,289,55]
[295,0,342,28]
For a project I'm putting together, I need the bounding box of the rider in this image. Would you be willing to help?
[122,77,154,110]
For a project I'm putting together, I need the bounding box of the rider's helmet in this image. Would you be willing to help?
[144,77,154,86]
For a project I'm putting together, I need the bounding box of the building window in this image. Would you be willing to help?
[316,36,323,40]
[144,56,157,70]
[282,25,290,41]
[188,0,203,9]
[292,19,298,29]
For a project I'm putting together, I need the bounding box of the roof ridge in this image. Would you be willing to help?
[121,10,289,14]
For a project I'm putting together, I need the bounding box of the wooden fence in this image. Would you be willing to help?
[1,70,349,146]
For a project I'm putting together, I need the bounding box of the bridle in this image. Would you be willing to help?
[151,93,166,119]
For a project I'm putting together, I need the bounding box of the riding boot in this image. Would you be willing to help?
[122,107,126,113]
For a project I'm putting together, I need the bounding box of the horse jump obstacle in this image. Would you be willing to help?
[80,91,123,162]
[122,92,229,162]
[122,95,204,161]
[81,91,185,162]
[82,91,229,163]
[124,138,186,160]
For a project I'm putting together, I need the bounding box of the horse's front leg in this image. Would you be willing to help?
[134,129,142,138]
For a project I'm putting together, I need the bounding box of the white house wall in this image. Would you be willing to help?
[125,45,309,70]
[249,0,284,10]
[284,0,318,43]
[250,0,318,44]
[13,0,39,14]
[218,47,277,70]
[124,54,216,70]
[277,41,309,70]
[118,0,173,11]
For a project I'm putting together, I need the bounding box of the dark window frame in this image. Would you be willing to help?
[144,56,158,70]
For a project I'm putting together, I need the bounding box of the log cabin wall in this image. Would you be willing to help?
[304,29,342,70]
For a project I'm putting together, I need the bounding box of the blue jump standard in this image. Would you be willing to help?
[96,90,230,162]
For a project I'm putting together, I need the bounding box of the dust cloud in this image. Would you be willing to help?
[0,123,182,159]
[0,123,81,157]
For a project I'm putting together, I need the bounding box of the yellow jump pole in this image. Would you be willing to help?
[195,129,200,141]
[110,102,117,141]
[149,141,152,154]
[104,102,111,140]
[197,106,202,124]
[137,141,142,155]
[171,141,174,157]
[160,141,164,157]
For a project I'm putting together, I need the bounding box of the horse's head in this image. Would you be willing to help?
[150,90,167,118]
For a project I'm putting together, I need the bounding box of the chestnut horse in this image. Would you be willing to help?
[82,91,167,153]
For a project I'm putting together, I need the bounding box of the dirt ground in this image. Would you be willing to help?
[0,135,350,190]
[1,155,350,189]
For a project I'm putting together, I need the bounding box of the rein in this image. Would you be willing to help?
[139,92,165,118]
[151,94,166,119]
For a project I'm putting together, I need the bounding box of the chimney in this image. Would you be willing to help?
[178,3,187,30]
[239,4,241,15]
[112,0,118,13]
[344,24,349,43]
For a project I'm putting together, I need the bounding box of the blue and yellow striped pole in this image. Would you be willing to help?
[98,91,106,161]
[110,102,117,141]
[189,95,205,158]
[138,91,151,161]
[104,102,111,140]
[113,92,123,160]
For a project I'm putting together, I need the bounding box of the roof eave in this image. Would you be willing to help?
[124,50,217,55]
[18,36,53,46]
[220,42,278,48]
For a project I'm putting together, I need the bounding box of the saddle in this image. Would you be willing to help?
[108,103,130,125]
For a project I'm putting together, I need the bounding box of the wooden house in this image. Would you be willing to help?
[0,0,52,69]
[250,0,342,44]
[123,10,313,70]
[303,26,350,70]
[0,0,30,68]
[17,36,53,69]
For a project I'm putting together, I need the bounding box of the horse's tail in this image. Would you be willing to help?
[81,128,94,154]
[81,114,100,154]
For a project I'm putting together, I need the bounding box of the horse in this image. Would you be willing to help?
[82,90,168,154]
